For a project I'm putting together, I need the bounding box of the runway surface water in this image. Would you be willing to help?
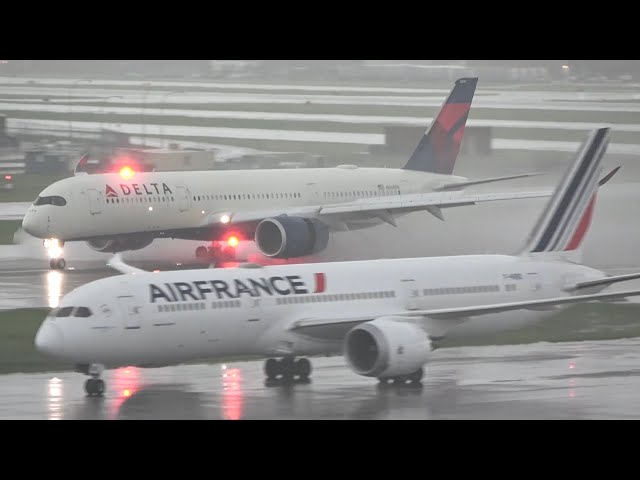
[2,338,640,419]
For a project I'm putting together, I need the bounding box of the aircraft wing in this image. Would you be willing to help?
[567,273,640,292]
[433,172,545,192]
[287,289,640,340]
[201,189,552,228]
[403,289,640,320]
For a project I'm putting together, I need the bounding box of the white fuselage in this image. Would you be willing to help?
[36,254,606,369]
[21,167,464,241]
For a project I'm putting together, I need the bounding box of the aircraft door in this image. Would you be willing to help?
[87,189,101,215]
[400,278,420,311]
[118,295,143,330]
[176,186,191,212]
[242,295,264,324]
[306,182,320,202]
[526,272,544,293]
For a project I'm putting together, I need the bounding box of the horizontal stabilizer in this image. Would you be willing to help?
[434,172,546,192]
[599,166,620,186]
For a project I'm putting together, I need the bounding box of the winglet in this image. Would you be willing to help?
[107,254,146,275]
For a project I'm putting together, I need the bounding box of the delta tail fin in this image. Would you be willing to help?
[402,77,478,175]
[520,127,616,262]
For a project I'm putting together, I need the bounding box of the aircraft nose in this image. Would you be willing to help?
[35,322,64,357]
[22,210,42,237]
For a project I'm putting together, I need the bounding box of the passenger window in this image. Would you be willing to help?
[75,307,92,317]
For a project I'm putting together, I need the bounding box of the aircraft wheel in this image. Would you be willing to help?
[264,358,279,380]
[294,358,312,380]
[85,378,106,397]
[393,376,408,386]
[280,357,295,384]
[49,258,65,270]
[408,367,424,384]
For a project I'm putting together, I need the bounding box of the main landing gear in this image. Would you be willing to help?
[264,356,312,386]
[195,243,236,264]
[83,364,106,397]
[377,367,424,389]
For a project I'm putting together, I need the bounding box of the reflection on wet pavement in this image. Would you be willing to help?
[0,338,637,420]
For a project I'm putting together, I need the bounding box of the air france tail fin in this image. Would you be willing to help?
[520,127,615,263]
[402,77,478,175]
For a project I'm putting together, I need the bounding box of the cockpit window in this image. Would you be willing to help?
[34,196,67,207]
[55,306,74,317]
[75,307,93,318]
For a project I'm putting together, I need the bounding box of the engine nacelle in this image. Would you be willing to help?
[254,215,329,258]
[344,317,432,379]
[87,235,153,253]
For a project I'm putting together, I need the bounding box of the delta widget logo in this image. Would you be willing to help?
[106,185,119,198]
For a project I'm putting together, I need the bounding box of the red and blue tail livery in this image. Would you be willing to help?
[403,77,478,175]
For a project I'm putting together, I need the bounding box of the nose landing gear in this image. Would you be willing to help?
[45,239,65,270]
[49,258,66,270]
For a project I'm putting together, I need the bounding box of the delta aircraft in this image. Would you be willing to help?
[22,77,549,270]
[34,127,640,396]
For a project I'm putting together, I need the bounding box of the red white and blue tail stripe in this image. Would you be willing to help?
[522,128,613,255]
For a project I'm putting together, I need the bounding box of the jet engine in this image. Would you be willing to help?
[87,235,153,253]
[344,317,432,379]
[254,215,329,258]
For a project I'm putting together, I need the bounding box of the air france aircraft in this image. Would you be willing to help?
[22,77,549,270]
[34,127,640,397]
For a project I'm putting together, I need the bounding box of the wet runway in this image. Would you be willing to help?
[0,264,114,310]
[2,338,640,419]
